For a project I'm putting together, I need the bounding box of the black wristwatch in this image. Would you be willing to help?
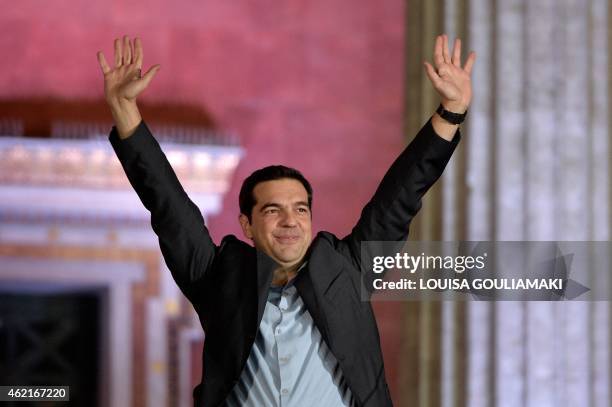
[436,104,467,125]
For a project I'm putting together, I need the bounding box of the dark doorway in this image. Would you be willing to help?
[0,288,101,406]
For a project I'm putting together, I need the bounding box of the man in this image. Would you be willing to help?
[97,34,475,407]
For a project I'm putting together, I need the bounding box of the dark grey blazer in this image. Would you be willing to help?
[109,120,459,407]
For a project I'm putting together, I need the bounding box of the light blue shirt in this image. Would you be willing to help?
[224,273,355,407]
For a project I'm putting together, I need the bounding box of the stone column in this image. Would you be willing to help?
[465,0,494,406]
[403,0,610,406]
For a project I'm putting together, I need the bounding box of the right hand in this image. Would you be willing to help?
[97,36,160,108]
[97,36,160,138]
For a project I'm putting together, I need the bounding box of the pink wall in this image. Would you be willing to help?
[1,0,407,400]
[1,0,406,239]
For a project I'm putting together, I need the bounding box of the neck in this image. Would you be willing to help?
[271,263,301,287]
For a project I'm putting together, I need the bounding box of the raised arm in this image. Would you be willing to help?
[98,36,216,303]
[342,35,476,286]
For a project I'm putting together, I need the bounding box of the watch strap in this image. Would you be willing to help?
[436,104,467,125]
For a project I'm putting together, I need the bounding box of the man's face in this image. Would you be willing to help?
[239,178,312,268]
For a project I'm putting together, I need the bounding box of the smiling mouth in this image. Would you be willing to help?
[274,235,301,244]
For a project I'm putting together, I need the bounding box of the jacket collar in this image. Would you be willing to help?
[304,235,344,295]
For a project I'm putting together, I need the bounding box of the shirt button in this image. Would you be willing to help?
[276,328,281,335]
[280,306,287,311]
[281,388,289,395]
[279,356,289,363]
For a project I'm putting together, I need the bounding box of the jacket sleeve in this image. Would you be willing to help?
[341,119,460,292]
[109,121,217,303]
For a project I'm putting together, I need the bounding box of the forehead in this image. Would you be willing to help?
[252,179,308,205]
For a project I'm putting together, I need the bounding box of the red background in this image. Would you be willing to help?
[1,0,408,400]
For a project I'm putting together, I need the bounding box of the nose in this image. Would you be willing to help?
[280,210,297,227]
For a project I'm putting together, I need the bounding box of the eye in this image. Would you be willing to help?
[297,207,309,214]
[264,208,279,215]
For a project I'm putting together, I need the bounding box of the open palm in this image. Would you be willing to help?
[424,34,475,113]
[97,36,160,105]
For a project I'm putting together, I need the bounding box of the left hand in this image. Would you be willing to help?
[424,34,476,113]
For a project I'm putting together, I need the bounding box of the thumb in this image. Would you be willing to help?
[140,64,160,88]
[424,61,442,89]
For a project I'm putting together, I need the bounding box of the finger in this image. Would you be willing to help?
[452,38,461,66]
[129,38,135,65]
[433,35,444,68]
[97,52,111,74]
[139,64,160,88]
[464,51,476,74]
[442,34,451,64]
[134,37,143,69]
[123,35,132,65]
[114,38,122,67]
[424,61,443,89]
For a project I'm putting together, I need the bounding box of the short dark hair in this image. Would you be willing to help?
[239,165,313,221]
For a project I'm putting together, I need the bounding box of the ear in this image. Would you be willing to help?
[239,214,254,240]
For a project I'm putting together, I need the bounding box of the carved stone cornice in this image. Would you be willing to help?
[0,136,241,192]
[0,135,242,223]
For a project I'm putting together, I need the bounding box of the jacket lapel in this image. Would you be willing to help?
[254,236,345,344]
[306,236,344,295]
[293,236,346,345]
[294,262,332,345]
[255,250,276,323]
